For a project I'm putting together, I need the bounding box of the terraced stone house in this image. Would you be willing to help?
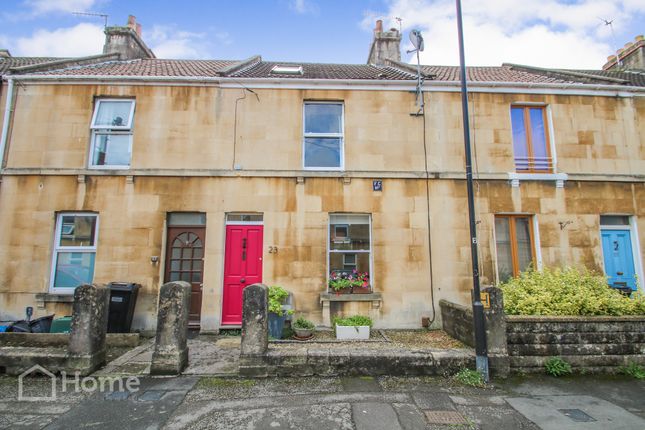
[0,18,643,332]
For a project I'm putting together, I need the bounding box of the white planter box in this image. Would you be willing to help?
[335,325,370,340]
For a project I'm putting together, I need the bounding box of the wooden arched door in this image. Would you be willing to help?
[164,227,205,328]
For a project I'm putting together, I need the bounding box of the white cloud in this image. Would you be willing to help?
[289,0,318,15]
[145,25,226,59]
[12,23,104,56]
[24,0,99,15]
[367,0,645,68]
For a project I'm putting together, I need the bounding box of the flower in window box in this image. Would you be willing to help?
[328,270,370,294]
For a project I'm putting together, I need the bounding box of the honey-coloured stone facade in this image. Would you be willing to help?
[0,82,643,330]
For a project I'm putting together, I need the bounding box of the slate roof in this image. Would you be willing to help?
[3,55,643,88]
[33,59,239,77]
[422,65,574,84]
[561,69,645,88]
[228,61,416,80]
[0,56,65,74]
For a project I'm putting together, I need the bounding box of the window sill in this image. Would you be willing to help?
[35,293,74,309]
[507,172,568,188]
[320,292,382,302]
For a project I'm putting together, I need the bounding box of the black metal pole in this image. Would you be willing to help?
[455,0,489,381]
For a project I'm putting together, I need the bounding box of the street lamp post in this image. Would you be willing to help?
[455,0,489,381]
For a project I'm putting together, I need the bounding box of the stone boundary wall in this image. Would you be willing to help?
[440,290,645,374]
[439,299,474,348]
[507,315,645,373]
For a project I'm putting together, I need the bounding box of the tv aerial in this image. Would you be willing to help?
[73,11,109,28]
[598,17,621,67]
[407,29,425,113]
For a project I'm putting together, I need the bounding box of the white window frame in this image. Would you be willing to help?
[327,213,373,292]
[49,212,99,294]
[599,214,645,292]
[303,101,344,171]
[88,99,135,170]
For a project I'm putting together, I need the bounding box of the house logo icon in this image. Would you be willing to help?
[18,364,57,401]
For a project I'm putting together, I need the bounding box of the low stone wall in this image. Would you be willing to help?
[440,288,645,375]
[0,333,140,348]
[507,315,645,373]
[439,299,474,348]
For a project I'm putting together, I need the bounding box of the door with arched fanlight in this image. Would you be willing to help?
[164,213,206,328]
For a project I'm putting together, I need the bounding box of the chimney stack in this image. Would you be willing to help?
[367,19,402,65]
[103,15,155,60]
[603,35,644,71]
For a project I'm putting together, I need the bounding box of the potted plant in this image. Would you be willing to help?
[334,315,372,340]
[268,285,292,339]
[292,316,315,339]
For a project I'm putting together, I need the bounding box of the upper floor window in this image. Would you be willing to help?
[303,102,344,170]
[510,105,552,173]
[89,99,135,169]
[50,213,98,293]
[495,215,535,283]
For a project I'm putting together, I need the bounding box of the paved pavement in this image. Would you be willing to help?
[1,373,643,429]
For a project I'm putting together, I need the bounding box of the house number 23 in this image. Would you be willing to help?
[268,246,278,254]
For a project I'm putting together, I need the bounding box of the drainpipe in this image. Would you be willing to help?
[0,78,15,168]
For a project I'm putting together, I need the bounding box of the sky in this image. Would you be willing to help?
[0,0,644,68]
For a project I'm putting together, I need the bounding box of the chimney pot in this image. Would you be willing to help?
[136,23,142,37]
[127,15,136,29]
[375,20,383,33]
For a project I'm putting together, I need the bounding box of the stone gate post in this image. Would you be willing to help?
[67,283,110,376]
[239,283,269,377]
[150,281,191,375]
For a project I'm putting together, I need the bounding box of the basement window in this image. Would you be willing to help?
[270,65,303,75]
[89,99,135,169]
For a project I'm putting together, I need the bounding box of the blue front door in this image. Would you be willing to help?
[601,229,636,290]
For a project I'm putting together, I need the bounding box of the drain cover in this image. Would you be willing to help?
[558,409,596,423]
[104,391,130,401]
[424,410,469,425]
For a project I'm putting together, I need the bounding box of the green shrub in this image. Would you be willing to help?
[544,357,572,376]
[619,362,645,380]
[453,368,485,387]
[268,285,292,316]
[500,267,645,316]
[292,316,315,330]
[333,315,373,327]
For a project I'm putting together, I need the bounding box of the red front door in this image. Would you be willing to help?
[222,225,263,325]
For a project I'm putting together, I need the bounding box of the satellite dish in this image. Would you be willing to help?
[409,29,424,52]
